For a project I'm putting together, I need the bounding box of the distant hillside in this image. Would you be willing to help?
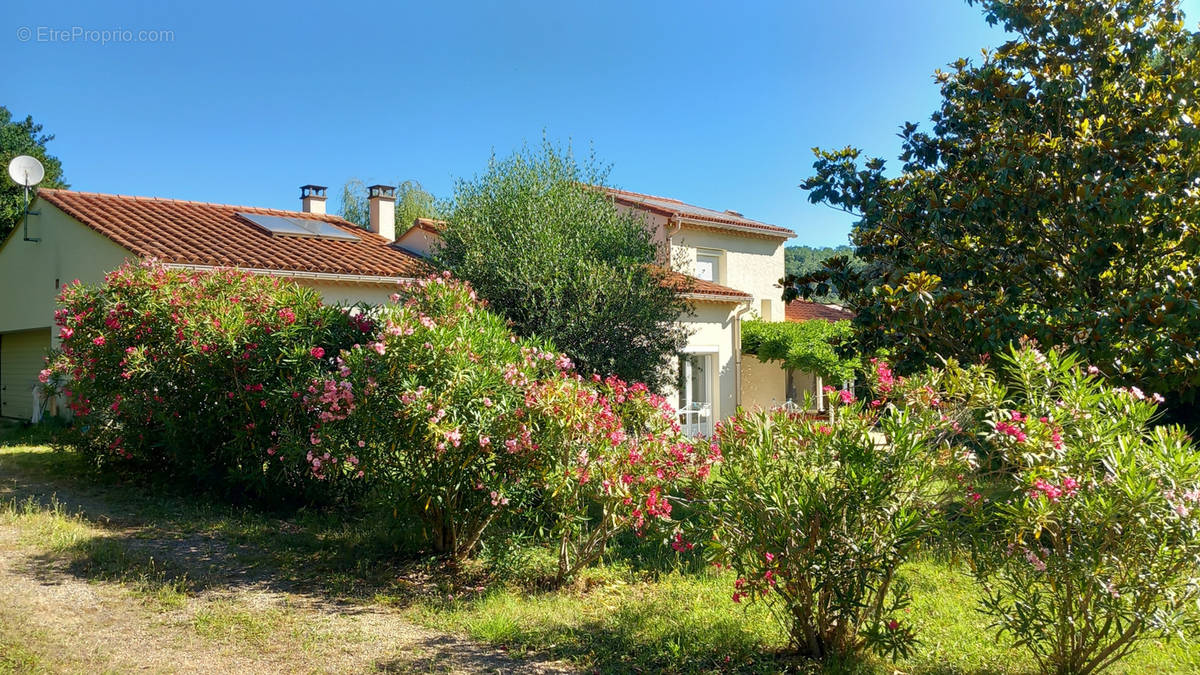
[783,245,861,303]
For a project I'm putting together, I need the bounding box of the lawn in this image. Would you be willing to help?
[1,424,1197,674]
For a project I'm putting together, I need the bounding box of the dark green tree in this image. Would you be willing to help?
[1,106,68,237]
[434,139,690,390]
[790,0,1200,417]
[784,245,860,302]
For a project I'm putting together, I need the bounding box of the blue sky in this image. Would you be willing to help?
[3,1,1198,247]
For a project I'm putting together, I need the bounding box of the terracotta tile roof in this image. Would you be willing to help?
[785,300,854,322]
[659,269,753,302]
[38,189,430,280]
[603,187,796,239]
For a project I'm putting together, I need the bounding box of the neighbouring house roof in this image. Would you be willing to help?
[603,187,796,240]
[659,269,753,303]
[785,300,855,323]
[37,189,429,281]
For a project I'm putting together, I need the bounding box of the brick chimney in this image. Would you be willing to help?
[367,184,396,241]
[300,185,327,214]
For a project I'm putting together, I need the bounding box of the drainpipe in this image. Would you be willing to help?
[732,302,752,410]
[665,215,682,265]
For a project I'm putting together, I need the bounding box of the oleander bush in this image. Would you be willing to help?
[871,345,1200,674]
[297,273,564,559]
[43,260,370,503]
[698,396,944,660]
[523,373,719,584]
[294,273,712,565]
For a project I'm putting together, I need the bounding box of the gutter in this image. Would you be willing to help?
[676,215,795,240]
[163,263,416,286]
[665,215,683,252]
[681,292,753,303]
[731,301,753,409]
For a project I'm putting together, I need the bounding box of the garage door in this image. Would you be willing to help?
[1,329,51,421]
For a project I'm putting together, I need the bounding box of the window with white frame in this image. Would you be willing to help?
[694,252,721,283]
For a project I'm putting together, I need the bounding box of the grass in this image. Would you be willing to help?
[1,422,1198,674]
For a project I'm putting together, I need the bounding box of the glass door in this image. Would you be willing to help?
[678,354,713,437]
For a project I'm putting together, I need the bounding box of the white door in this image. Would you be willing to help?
[678,354,713,436]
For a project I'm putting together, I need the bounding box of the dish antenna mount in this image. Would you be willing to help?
[7,155,44,242]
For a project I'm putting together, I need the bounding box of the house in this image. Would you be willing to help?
[0,184,425,420]
[0,182,847,431]
[396,186,847,435]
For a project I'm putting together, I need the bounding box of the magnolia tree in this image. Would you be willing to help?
[871,346,1200,674]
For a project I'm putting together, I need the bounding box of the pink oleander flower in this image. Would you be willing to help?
[371,341,386,355]
[837,389,855,404]
[92,335,106,346]
[310,346,325,359]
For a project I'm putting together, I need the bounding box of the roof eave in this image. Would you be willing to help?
[677,216,796,240]
[162,262,416,286]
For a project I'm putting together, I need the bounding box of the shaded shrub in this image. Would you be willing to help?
[44,260,369,503]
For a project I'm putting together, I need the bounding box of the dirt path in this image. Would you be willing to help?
[0,455,574,674]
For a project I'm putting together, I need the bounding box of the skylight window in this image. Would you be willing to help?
[237,212,360,241]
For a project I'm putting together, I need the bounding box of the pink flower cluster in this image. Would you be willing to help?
[1028,476,1079,503]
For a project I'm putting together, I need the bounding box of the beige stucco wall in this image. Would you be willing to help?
[304,281,399,307]
[0,201,135,337]
[670,226,786,323]
[740,356,787,412]
[394,227,441,259]
[668,301,739,423]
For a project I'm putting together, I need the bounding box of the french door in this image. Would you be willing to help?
[678,353,713,437]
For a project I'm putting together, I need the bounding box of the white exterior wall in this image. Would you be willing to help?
[395,227,441,259]
[670,226,786,323]
[666,301,739,424]
[614,202,794,426]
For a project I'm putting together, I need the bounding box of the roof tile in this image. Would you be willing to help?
[37,189,429,280]
[784,300,854,322]
[603,187,796,239]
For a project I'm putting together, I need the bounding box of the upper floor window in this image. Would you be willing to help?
[695,252,721,283]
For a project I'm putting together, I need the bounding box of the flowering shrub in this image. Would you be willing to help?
[872,345,1200,674]
[44,260,368,503]
[524,373,718,584]
[699,401,941,660]
[303,273,564,558]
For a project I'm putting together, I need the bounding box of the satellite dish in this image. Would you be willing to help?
[8,155,45,188]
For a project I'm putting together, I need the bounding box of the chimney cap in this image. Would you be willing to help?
[300,185,327,199]
[367,184,397,200]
